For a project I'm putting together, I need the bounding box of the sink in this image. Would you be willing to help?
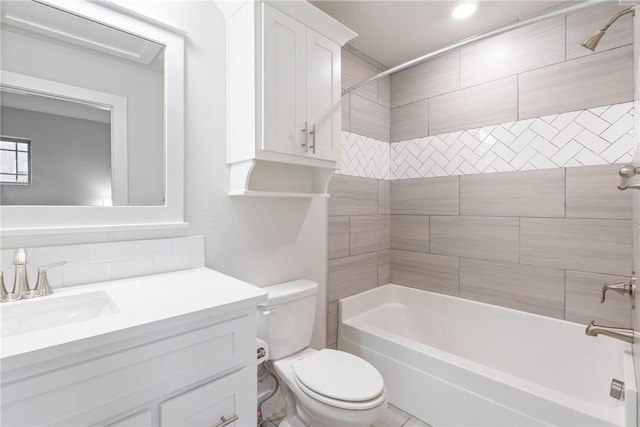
[0,291,119,337]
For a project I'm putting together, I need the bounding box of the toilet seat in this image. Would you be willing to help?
[292,349,385,410]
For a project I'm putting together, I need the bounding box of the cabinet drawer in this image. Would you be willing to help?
[161,367,254,427]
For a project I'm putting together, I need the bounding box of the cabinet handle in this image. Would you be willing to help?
[211,414,238,427]
[309,124,316,154]
[300,122,308,148]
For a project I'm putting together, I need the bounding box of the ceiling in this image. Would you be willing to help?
[310,0,568,67]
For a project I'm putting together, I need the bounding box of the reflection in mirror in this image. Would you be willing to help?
[1,88,112,205]
[0,0,166,206]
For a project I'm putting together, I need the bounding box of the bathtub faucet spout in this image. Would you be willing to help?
[585,321,638,343]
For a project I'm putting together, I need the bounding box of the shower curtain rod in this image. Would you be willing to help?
[342,0,602,97]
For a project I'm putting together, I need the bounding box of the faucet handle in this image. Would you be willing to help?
[33,261,67,297]
[12,248,28,265]
[0,271,8,302]
[601,274,637,308]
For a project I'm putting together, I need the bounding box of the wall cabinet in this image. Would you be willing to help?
[225,0,356,197]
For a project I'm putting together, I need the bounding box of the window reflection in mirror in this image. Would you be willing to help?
[0,0,166,206]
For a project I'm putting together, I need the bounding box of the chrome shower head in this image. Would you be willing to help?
[581,6,634,52]
[581,29,606,52]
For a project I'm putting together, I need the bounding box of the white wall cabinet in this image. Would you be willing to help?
[225,0,356,197]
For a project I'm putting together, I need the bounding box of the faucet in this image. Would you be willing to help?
[601,273,636,308]
[0,249,66,303]
[585,321,639,344]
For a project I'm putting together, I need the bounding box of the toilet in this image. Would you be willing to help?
[257,279,387,427]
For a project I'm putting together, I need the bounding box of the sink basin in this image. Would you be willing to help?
[1,291,119,337]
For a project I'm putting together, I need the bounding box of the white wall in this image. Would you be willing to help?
[0,1,328,348]
[1,106,112,206]
[1,26,164,205]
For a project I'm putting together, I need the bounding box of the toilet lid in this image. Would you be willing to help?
[293,349,384,402]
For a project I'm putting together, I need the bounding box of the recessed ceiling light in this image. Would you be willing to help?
[452,2,477,19]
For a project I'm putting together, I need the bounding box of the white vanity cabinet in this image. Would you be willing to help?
[225,0,356,197]
[0,268,267,427]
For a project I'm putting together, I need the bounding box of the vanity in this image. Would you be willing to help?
[1,268,268,426]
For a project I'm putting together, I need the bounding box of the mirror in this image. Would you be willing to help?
[0,0,185,234]
[1,0,165,206]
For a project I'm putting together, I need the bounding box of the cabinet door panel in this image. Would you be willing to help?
[262,4,306,156]
[306,29,341,162]
[160,368,254,427]
[107,410,152,427]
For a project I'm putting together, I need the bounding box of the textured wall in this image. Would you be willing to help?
[342,45,391,142]
[326,174,390,348]
[390,2,633,140]
[390,164,632,325]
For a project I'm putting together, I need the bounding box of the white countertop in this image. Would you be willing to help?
[0,268,268,360]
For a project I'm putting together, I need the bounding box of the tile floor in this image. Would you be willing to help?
[266,404,431,427]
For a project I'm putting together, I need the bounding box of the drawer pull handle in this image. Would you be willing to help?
[212,414,238,427]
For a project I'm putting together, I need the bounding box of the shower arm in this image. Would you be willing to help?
[341,1,602,97]
[598,6,634,33]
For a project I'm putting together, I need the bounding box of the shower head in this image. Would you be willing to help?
[581,6,634,52]
[581,29,606,52]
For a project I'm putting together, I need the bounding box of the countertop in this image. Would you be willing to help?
[0,267,268,360]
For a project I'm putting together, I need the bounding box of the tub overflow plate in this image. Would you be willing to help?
[610,378,625,400]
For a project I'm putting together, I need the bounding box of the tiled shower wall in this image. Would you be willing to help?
[390,164,632,326]
[326,175,390,349]
[328,2,636,346]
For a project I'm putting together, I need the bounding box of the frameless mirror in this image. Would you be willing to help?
[1,0,165,207]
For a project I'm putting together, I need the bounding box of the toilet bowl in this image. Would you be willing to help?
[257,280,387,427]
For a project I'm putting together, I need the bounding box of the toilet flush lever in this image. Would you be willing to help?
[601,273,636,308]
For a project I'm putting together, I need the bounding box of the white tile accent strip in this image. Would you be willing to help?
[390,102,635,179]
[337,132,390,179]
[0,236,205,290]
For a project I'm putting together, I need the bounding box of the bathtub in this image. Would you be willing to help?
[338,284,637,427]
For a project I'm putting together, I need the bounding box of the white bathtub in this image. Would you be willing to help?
[338,284,637,427]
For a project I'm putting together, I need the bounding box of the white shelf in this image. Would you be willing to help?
[228,190,330,198]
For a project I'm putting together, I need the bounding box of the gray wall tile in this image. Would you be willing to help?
[391,100,429,142]
[327,301,338,346]
[391,176,459,215]
[390,249,459,296]
[348,44,389,71]
[378,249,391,285]
[390,51,459,108]
[565,270,631,327]
[328,252,378,302]
[566,164,632,219]
[430,216,520,262]
[342,94,350,132]
[391,215,429,252]
[460,258,564,318]
[429,77,518,135]
[350,215,391,255]
[566,2,633,60]
[378,179,390,214]
[520,218,632,275]
[460,169,565,217]
[350,94,391,142]
[328,174,378,216]
[460,16,565,88]
[328,216,349,259]
[519,45,633,120]
[378,74,391,108]
[342,48,378,102]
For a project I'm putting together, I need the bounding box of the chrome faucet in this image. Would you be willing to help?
[1,248,66,303]
[12,248,32,299]
[585,321,639,344]
[601,273,636,308]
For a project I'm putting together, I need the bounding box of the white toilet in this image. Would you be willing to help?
[257,279,387,427]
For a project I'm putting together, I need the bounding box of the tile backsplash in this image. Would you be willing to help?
[0,236,204,289]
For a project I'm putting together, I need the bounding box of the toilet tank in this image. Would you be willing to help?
[257,279,318,360]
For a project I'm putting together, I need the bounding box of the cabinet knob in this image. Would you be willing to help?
[212,414,239,427]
